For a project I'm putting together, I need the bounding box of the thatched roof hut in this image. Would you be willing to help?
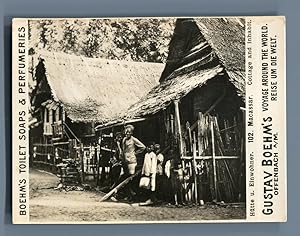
[31,51,164,123]
[124,17,245,119]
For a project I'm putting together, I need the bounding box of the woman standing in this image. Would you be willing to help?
[122,124,146,175]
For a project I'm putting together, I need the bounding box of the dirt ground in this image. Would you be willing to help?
[29,169,246,223]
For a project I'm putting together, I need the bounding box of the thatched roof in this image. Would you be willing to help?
[124,17,245,119]
[195,18,245,99]
[36,51,164,123]
[125,65,223,118]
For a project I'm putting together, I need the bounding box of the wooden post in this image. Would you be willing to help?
[52,146,56,173]
[198,113,204,156]
[94,145,97,181]
[192,131,198,205]
[198,112,204,203]
[80,143,85,183]
[96,132,102,186]
[174,100,184,157]
[174,100,188,202]
[224,120,231,147]
[210,117,217,201]
[233,116,239,151]
[187,162,192,201]
[170,114,174,135]
[186,122,192,154]
[186,124,193,202]
[109,128,114,176]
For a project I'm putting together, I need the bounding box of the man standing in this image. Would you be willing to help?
[121,124,145,201]
[122,124,146,175]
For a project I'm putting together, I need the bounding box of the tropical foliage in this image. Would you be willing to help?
[29,18,175,63]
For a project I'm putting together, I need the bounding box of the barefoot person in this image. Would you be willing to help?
[122,124,146,201]
[154,144,164,202]
[140,142,157,204]
[122,124,146,175]
[165,156,184,206]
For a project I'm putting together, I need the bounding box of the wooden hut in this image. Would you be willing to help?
[119,18,246,203]
[29,51,164,182]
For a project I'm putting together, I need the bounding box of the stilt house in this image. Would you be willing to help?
[29,51,164,179]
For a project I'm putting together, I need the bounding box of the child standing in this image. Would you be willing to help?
[154,144,164,202]
[165,156,184,205]
[140,143,157,204]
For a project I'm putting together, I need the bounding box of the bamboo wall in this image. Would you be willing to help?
[181,112,245,203]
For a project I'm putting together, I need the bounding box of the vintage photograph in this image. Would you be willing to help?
[26,17,246,223]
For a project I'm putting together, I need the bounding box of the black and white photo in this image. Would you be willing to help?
[12,16,286,223]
